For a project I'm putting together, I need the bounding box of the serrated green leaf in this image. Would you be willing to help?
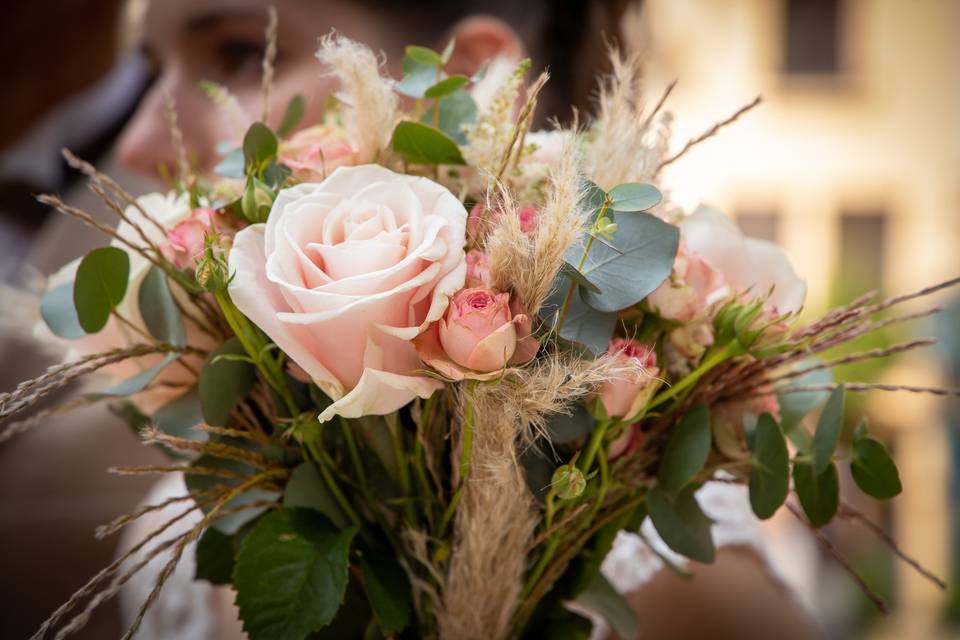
[196,526,235,584]
[748,413,789,519]
[545,402,595,444]
[793,461,839,527]
[811,385,845,475]
[276,95,305,138]
[607,183,662,212]
[574,573,639,640]
[658,405,711,493]
[424,75,469,98]
[243,122,278,173]
[200,338,256,426]
[73,247,130,333]
[283,462,349,529]
[234,508,356,640]
[360,551,413,636]
[575,212,679,313]
[40,281,86,339]
[139,266,185,346]
[647,485,715,563]
[851,436,902,499]
[391,121,465,165]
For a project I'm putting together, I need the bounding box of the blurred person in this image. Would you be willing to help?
[15,0,818,638]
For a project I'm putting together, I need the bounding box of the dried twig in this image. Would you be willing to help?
[657,95,762,171]
[261,6,278,122]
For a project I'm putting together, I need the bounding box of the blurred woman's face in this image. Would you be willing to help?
[116,0,401,181]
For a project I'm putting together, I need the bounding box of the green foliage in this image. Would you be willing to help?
[658,405,711,493]
[607,183,662,213]
[396,47,440,98]
[243,122,279,174]
[540,282,617,356]
[283,462,349,529]
[85,353,178,400]
[215,148,245,178]
[811,385,845,475]
[186,454,278,535]
[405,45,441,66]
[647,485,715,563]
[558,261,601,295]
[424,75,469,99]
[276,95,306,138]
[576,212,679,313]
[850,423,902,499]
[73,247,130,333]
[748,414,789,519]
[138,266,185,346]
[419,89,478,145]
[544,402,595,444]
[519,443,556,504]
[793,461,839,527]
[199,338,256,426]
[234,508,356,640]
[573,573,639,640]
[196,526,236,584]
[40,282,85,339]
[552,464,587,500]
[391,121,466,166]
[359,551,413,636]
[154,387,206,450]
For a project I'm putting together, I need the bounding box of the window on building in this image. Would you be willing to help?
[837,213,886,295]
[737,211,779,242]
[783,0,842,75]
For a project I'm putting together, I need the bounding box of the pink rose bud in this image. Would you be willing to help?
[601,338,661,420]
[439,287,520,372]
[465,250,492,287]
[648,245,726,323]
[163,208,216,269]
[279,125,358,182]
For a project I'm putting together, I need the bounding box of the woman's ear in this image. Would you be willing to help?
[443,15,524,77]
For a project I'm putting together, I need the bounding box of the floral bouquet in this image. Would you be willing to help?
[6,24,956,640]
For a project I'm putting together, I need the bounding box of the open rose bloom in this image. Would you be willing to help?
[228,165,466,421]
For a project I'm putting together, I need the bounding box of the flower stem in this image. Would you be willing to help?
[386,413,418,527]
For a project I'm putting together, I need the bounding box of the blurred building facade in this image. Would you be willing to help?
[634,0,960,637]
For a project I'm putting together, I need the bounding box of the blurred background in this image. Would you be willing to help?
[0,0,957,638]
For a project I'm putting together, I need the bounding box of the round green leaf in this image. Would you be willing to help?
[139,266,186,346]
[607,183,662,212]
[540,280,617,356]
[658,405,712,493]
[360,552,413,636]
[811,385,845,475]
[405,45,441,66]
[748,414,789,519]
[397,57,439,98]
[40,281,85,339]
[390,121,466,166]
[234,508,357,640]
[419,89,478,145]
[577,212,679,313]
[199,338,256,426]
[424,75,469,99]
[851,437,902,499]
[85,353,178,399]
[73,247,130,333]
[793,461,839,528]
[647,485,715,563]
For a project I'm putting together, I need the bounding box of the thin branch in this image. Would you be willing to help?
[261,6,278,122]
[657,95,762,171]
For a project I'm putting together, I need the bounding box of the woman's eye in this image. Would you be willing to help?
[215,38,265,79]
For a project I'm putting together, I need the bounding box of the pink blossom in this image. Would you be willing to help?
[467,203,539,245]
[162,208,216,269]
[279,125,358,182]
[601,338,661,420]
[648,244,726,323]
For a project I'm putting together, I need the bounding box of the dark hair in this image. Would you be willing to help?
[361,1,640,122]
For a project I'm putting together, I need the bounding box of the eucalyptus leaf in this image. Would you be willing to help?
[196,527,235,585]
[85,353,178,400]
[658,405,711,493]
[420,89,478,145]
[234,508,356,640]
[851,435,902,499]
[186,454,279,535]
[200,338,256,426]
[139,266,185,346]
[215,148,245,178]
[155,386,206,445]
[793,461,839,527]
[276,94,305,138]
[574,212,679,313]
[607,183,662,213]
[40,281,85,339]
[559,261,601,294]
[647,485,715,563]
[811,385,845,475]
[519,442,556,504]
[283,462,349,529]
[574,573,639,640]
[545,402,595,444]
[748,413,789,519]
[405,45,441,66]
[396,57,439,98]
[73,247,130,333]
[360,551,413,636]
[425,75,469,98]
[540,281,617,356]
[391,121,465,165]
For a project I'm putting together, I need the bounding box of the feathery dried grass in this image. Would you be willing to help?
[463,59,531,174]
[199,81,249,139]
[316,33,399,163]
[487,133,585,317]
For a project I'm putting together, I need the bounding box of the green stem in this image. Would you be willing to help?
[386,413,418,526]
[338,417,367,485]
[438,385,477,537]
[305,439,371,543]
[555,200,610,333]
[579,419,614,474]
[647,341,741,411]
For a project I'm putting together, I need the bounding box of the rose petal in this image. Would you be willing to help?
[464,321,517,372]
[318,368,441,422]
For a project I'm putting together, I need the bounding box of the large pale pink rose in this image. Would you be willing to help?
[227,165,467,421]
[681,205,806,313]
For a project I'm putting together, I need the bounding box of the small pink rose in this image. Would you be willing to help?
[601,338,661,420]
[415,287,539,380]
[467,203,539,245]
[279,125,358,182]
[465,250,492,287]
[648,244,726,323]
